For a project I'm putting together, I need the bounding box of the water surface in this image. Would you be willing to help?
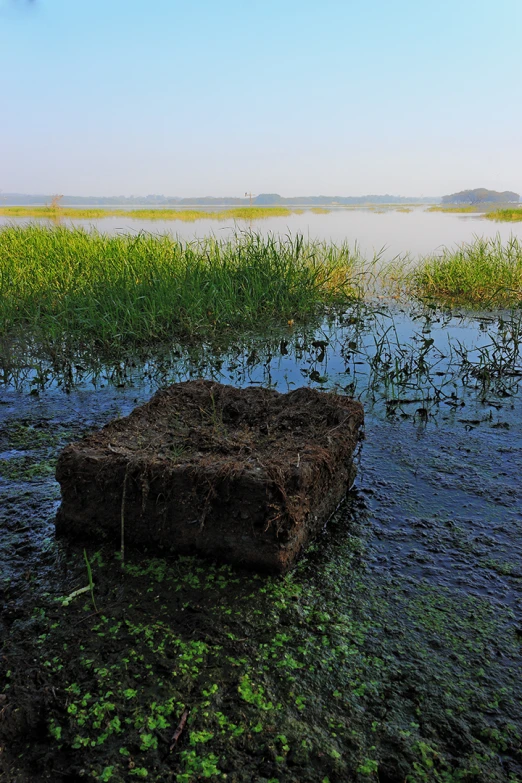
[2,206,522,261]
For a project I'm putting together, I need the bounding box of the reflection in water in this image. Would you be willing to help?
[1,302,521,609]
[2,304,520,420]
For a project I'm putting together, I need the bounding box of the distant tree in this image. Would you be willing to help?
[442,188,519,204]
[50,194,63,209]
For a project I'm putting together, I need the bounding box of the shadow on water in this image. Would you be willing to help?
[1,301,522,781]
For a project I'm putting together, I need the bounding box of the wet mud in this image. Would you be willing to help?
[1,305,522,782]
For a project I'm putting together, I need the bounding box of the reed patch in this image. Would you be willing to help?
[406,236,522,308]
[0,226,362,349]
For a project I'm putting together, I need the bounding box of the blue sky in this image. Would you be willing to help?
[1,0,520,197]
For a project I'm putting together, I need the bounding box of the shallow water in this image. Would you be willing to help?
[1,303,522,781]
[2,205,522,261]
[1,304,521,598]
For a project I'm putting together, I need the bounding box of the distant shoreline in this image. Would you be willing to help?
[0,202,437,211]
[1,193,440,208]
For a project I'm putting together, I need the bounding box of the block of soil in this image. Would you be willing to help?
[55,381,364,572]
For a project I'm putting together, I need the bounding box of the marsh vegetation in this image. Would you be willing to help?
[407,235,522,307]
[1,222,522,783]
[486,208,522,222]
[1,226,521,356]
[0,226,363,348]
[428,204,522,222]
[0,205,297,221]
[427,205,481,213]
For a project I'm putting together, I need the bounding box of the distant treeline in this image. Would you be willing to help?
[2,192,438,207]
[442,188,520,205]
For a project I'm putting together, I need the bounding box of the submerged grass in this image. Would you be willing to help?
[407,235,522,308]
[0,225,362,348]
[0,206,294,221]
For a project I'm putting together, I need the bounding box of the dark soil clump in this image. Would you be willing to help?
[55,381,364,572]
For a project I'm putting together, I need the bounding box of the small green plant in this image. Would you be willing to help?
[357,758,378,776]
[238,674,277,711]
[48,721,62,740]
[139,732,158,751]
[177,749,221,781]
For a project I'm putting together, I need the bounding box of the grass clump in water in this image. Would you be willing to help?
[485,207,522,222]
[0,225,361,348]
[0,205,294,221]
[0,206,111,219]
[427,205,480,213]
[407,236,522,308]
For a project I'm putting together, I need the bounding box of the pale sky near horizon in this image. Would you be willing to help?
[1,0,521,198]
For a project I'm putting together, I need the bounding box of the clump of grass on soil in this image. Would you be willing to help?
[0,205,294,221]
[407,235,522,308]
[485,208,522,222]
[0,225,361,348]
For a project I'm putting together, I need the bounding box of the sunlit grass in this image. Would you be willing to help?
[3,225,520,358]
[0,206,295,221]
[407,236,522,308]
[0,206,110,219]
[485,208,522,222]
[0,225,363,348]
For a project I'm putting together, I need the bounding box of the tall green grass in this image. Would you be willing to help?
[408,236,522,307]
[0,206,293,221]
[0,225,361,348]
